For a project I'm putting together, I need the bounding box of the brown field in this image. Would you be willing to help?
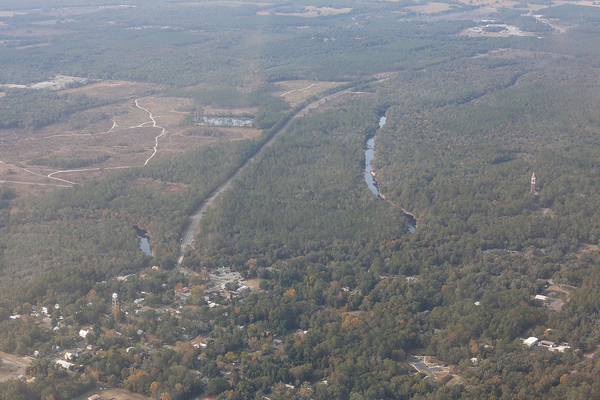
[258,6,352,17]
[202,106,258,116]
[275,80,345,107]
[62,80,162,99]
[180,1,271,6]
[0,81,262,195]
[454,0,571,11]
[0,11,27,17]
[406,2,451,13]
[0,27,72,36]
[16,43,53,50]
[576,1,600,7]
[243,278,262,289]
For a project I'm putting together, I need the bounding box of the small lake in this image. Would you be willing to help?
[134,226,151,256]
[196,116,253,127]
[364,115,416,233]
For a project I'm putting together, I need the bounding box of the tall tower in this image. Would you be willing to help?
[112,293,119,309]
[531,172,536,193]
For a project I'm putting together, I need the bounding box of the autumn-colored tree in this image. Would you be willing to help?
[150,381,162,394]
[160,393,172,400]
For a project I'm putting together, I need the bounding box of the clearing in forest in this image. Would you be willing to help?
[0,81,260,194]
[257,6,352,17]
[406,2,451,13]
[275,80,344,107]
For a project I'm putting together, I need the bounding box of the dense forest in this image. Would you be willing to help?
[2,0,600,399]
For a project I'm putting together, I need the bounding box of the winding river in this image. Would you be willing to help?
[365,116,416,233]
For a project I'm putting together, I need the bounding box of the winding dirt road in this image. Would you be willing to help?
[0,97,166,187]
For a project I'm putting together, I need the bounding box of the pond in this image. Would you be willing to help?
[134,226,151,256]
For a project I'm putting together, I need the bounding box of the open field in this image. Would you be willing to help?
[0,11,26,17]
[275,80,344,106]
[0,351,31,382]
[258,6,352,17]
[453,0,572,11]
[0,81,261,194]
[0,26,72,36]
[406,2,451,13]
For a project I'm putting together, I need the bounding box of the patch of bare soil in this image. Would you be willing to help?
[406,2,451,13]
[454,0,570,11]
[258,6,352,17]
[275,80,344,107]
[243,278,262,289]
[202,106,257,117]
[0,12,27,17]
[62,80,162,100]
[0,85,264,192]
[0,27,72,36]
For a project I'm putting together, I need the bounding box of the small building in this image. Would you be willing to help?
[524,337,539,347]
[535,294,548,301]
[539,340,555,348]
[79,329,90,338]
[55,359,74,369]
[134,298,145,305]
[237,285,251,295]
[88,395,114,400]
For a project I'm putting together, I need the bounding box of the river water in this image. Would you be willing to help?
[134,226,152,256]
[365,116,416,233]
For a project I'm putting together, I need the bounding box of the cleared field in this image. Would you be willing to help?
[0,80,261,193]
[454,0,571,11]
[0,27,72,36]
[406,2,451,13]
[0,11,26,17]
[275,80,344,107]
[62,80,162,100]
[258,6,352,17]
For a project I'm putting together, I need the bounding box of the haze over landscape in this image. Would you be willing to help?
[1,0,600,399]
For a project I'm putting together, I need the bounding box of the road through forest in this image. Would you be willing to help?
[176,87,353,269]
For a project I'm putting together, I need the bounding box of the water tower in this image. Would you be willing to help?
[112,293,118,309]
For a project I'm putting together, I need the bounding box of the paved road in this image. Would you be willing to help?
[408,356,449,378]
[176,87,352,269]
[0,354,30,382]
